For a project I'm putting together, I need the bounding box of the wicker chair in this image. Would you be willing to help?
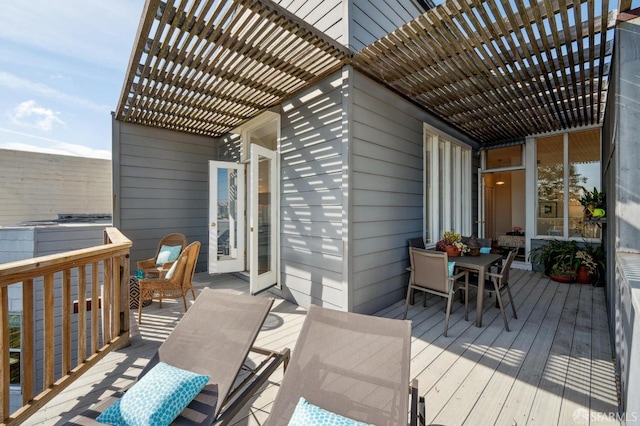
[138,241,200,323]
[136,233,187,275]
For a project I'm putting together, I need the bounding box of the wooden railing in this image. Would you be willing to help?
[0,227,132,425]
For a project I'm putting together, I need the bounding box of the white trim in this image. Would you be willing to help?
[233,111,280,162]
[563,132,570,238]
[525,137,536,261]
[231,110,279,135]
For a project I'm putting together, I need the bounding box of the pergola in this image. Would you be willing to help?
[116,0,620,146]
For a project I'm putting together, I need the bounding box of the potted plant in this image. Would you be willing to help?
[576,244,606,285]
[549,258,577,283]
[529,239,580,276]
[575,250,597,284]
[529,239,605,284]
[578,187,605,218]
[436,231,466,257]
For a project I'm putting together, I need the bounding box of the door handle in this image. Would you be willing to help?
[211,222,216,227]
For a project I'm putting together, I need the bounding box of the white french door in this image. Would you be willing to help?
[249,144,278,294]
[208,161,245,274]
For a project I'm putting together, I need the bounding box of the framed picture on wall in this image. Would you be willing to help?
[539,201,557,218]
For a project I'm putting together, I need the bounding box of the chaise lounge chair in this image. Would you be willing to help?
[69,289,290,425]
[265,305,425,426]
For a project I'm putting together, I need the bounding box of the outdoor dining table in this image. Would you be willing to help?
[454,253,503,327]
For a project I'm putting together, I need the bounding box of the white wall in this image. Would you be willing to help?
[0,150,111,226]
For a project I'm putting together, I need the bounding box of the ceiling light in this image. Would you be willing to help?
[496,159,505,185]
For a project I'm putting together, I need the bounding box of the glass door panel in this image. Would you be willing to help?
[208,161,245,273]
[250,144,277,294]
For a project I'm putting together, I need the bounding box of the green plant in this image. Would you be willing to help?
[550,261,577,278]
[578,243,606,284]
[441,231,461,246]
[529,239,580,276]
[529,239,605,283]
[436,231,463,252]
[576,251,597,273]
[578,187,605,209]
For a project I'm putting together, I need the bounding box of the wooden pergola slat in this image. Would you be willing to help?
[116,0,615,145]
[353,0,615,143]
[116,0,349,137]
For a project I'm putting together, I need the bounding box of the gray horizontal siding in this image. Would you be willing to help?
[350,70,424,313]
[350,0,422,51]
[114,120,216,273]
[0,228,35,264]
[350,70,477,314]
[279,71,347,310]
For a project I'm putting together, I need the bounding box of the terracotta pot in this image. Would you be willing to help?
[549,273,575,284]
[576,266,592,284]
[445,246,461,257]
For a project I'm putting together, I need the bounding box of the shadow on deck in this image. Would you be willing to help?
[30,270,619,425]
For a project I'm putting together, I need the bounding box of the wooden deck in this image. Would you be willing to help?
[28,269,620,425]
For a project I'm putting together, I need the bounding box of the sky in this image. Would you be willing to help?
[0,1,143,159]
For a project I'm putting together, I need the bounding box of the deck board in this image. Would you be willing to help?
[28,269,620,425]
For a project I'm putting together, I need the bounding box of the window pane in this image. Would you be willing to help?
[486,145,523,168]
[537,135,564,236]
[569,129,601,238]
[257,155,272,275]
[217,168,238,261]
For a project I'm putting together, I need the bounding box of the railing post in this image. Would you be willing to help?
[0,227,132,424]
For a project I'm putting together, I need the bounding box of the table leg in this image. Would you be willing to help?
[476,267,485,327]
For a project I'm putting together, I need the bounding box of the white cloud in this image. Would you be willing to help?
[0,128,110,159]
[0,72,109,112]
[50,73,72,81]
[9,100,65,131]
[0,1,141,71]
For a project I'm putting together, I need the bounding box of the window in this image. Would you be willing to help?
[424,125,472,244]
[535,129,601,239]
[485,145,523,169]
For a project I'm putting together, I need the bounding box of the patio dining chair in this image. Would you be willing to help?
[403,248,469,337]
[265,305,424,426]
[138,240,200,323]
[408,237,426,249]
[465,250,518,331]
[68,290,290,425]
[136,232,187,275]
